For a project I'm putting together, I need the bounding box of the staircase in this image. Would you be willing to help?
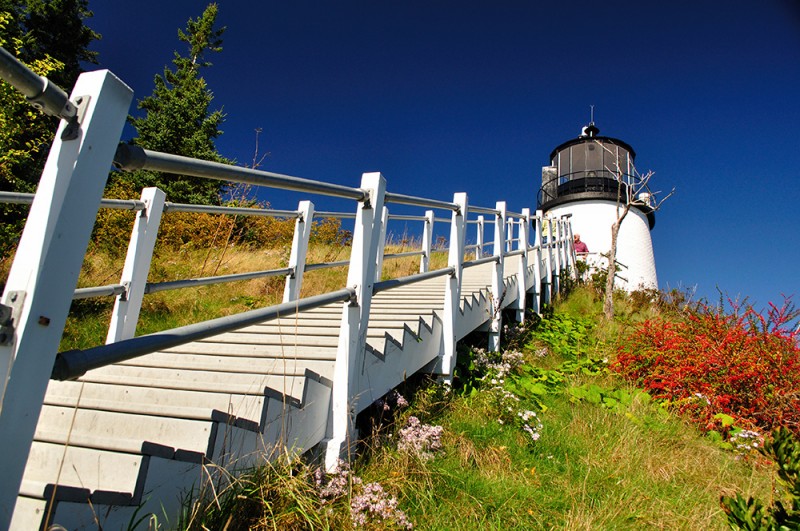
[12,263,520,530]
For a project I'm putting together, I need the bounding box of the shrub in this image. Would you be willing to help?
[612,298,800,436]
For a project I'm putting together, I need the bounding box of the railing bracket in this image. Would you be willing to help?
[60,94,91,141]
[0,291,26,346]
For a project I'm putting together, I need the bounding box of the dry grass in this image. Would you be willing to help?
[59,241,450,350]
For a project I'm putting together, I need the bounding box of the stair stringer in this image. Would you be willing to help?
[354,311,444,414]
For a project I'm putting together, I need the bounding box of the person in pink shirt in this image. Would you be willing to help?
[573,234,589,254]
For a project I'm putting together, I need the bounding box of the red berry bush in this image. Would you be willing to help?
[612,298,800,436]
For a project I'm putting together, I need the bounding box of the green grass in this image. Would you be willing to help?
[340,287,775,530]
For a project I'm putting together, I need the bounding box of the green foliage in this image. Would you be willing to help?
[118,3,228,205]
[21,0,99,87]
[721,428,800,530]
[568,383,652,415]
[0,0,99,255]
[531,312,594,359]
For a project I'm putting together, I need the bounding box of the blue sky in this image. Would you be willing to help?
[85,1,800,310]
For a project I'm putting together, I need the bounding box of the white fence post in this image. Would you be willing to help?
[563,216,576,279]
[543,215,554,304]
[106,187,166,343]
[488,201,506,351]
[560,218,570,272]
[532,211,544,314]
[283,200,315,302]
[476,215,485,259]
[0,70,132,528]
[506,218,514,253]
[552,218,563,296]
[324,173,385,470]
[374,206,388,282]
[439,193,467,381]
[516,209,531,323]
[420,209,434,273]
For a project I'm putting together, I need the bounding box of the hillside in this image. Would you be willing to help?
[170,281,794,530]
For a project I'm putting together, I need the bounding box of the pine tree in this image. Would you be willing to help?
[123,3,228,205]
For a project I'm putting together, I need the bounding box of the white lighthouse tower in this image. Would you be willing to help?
[539,122,658,291]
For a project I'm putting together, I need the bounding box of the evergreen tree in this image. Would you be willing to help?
[123,3,228,205]
[22,0,99,88]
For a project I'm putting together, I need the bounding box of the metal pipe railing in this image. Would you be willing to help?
[0,191,147,211]
[51,287,356,380]
[305,260,350,272]
[73,284,126,300]
[468,205,500,216]
[314,211,357,219]
[383,250,425,260]
[384,191,459,212]
[114,145,369,202]
[0,46,76,121]
[463,255,499,269]
[143,267,293,295]
[373,267,454,294]
[163,202,300,218]
[387,214,428,222]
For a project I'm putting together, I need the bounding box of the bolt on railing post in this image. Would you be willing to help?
[106,187,166,343]
[374,206,388,282]
[516,208,531,323]
[283,200,315,302]
[325,173,385,470]
[420,210,434,273]
[438,193,467,382]
[488,201,507,351]
[0,70,132,529]
[476,215,485,259]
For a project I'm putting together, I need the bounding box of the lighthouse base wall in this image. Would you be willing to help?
[546,200,657,291]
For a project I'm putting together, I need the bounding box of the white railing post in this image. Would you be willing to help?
[283,200,315,302]
[506,217,514,252]
[374,206,388,282]
[516,209,531,323]
[0,70,132,528]
[532,211,544,315]
[325,173,385,470]
[560,218,570,272]
[476,215,485,259]
[438,193,467,381]
[488,201,506,351]
[553,218,563,296]
[420,209,434,273]
[543,216,554,304]
[563,216,577,279]
[106,187,166,343]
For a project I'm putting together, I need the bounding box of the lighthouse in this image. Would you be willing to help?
[538,122,658,291]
